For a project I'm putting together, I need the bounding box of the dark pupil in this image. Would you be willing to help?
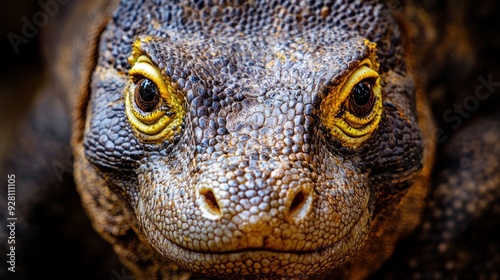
[352,82,371,106]
[139,79,158,103]
[135,78,160,112]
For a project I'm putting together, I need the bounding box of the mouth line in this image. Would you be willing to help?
[169,240,341,256]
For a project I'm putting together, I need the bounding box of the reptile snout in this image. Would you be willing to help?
[138,152,372,276]
[194,173,315,253]
[197,167,314,224]
[190,158,319,252]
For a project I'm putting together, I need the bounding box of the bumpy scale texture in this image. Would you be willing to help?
[77,0,428,279]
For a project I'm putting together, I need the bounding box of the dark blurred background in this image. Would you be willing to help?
[0,2,123,279]
[0,0,499,279]
[0,2,43,160]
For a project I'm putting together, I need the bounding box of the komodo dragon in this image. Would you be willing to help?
[2,0,500,279]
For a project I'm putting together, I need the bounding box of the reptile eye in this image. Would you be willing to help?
[124,47,186,143]
[135,78,160,112]
[347,80,375,117]
[320,43,383,149]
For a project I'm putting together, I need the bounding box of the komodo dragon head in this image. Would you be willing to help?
[75,0,433,278]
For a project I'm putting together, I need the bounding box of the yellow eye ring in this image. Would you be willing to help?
[321,57,383,149]
[124,54,185,142]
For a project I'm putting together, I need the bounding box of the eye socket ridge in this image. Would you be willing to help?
[129,56,169,102]
[339,61,380,116]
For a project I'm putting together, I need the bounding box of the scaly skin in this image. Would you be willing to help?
[2,0,499,279]
[74,0,432,279]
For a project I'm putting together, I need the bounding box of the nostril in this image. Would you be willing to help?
[290,191,305,213]
[200,189,221,217]
[203,190,220,210]
[287,189,313,221]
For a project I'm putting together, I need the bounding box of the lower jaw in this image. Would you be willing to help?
[154,238,358,277]
[149,209,372,277]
